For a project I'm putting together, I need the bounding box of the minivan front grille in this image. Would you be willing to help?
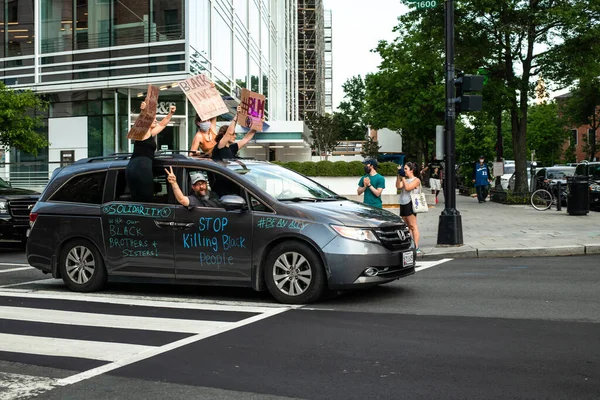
[8,199,37,221]
[374,225,412,250]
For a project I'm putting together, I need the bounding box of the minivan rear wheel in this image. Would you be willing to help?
[59,239,107,292]
[265,241,326,304]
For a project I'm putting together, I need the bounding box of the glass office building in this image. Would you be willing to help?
[0,0,308,178]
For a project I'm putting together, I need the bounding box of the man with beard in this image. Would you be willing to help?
[357,159,385,208]
[165,167,222,208]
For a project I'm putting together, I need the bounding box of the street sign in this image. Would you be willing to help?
[413,0,438,9]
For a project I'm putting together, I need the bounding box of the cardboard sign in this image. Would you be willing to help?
[179,74,229,121]
[239,89,265,131]
[127,85,160,140]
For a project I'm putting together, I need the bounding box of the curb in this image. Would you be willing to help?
[421,244,599,259]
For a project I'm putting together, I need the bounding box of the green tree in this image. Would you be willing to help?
[361,137,381,159]
[306,113,341,160]
[561,77,600,161]
[0,83,48,155]
[336,76,369,140]
[390,0,600,192]
[526,102,570,166]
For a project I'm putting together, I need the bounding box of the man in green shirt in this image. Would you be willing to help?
[357,159,385,208]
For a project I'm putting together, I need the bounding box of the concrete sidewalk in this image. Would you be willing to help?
[385,191,600,259]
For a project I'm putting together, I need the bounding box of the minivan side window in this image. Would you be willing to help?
[50,172,106,204]
[114,168,172,204]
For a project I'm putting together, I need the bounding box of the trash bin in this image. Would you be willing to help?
[567,175,590,215]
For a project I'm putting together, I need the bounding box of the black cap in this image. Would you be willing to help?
[479,155,485,159]
[362,159,379,168]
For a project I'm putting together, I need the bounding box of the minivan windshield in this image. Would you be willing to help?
[229,163,341,200]
[503,165,515,175]
[546,168,575,180]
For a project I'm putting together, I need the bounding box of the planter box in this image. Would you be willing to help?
[490,188,530,204]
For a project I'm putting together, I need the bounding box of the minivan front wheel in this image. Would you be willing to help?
[59,239,107,292]
[265,242,326,304]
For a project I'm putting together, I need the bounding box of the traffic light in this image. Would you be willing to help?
[455,72,484,113]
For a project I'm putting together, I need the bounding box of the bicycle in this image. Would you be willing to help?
[530,179,567,211]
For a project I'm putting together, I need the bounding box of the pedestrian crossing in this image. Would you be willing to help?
[0,290,293,399]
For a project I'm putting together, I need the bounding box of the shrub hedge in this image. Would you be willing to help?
[273,160,400,176]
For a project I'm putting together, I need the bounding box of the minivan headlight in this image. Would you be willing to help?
[590,184,600,192]
[0,200,8,214]
[331,225,380,243]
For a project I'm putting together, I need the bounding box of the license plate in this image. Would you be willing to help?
[403,251,414,267]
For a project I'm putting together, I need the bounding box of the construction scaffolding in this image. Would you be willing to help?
[298,0,325,122]
[324,9,332,113]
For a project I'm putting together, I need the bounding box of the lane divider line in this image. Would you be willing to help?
[415,258,452,272]
[0,267,33,274]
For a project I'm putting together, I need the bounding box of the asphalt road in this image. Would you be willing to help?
[0,245,599,400]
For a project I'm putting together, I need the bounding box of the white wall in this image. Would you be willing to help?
[310,155,363,162]
[48,117,88,177]
[376,128,402,153]
[309,176,399,195]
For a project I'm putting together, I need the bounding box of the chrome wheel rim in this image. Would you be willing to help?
[273,252,312,297]
[65,246,95,284]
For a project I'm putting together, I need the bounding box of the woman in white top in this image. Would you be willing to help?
[396,161,422,253]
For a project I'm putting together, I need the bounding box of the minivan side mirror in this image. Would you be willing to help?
[220,195,248,211]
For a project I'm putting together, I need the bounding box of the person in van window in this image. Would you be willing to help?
[125,101,175,202]
[396,162,422,253]
[165,167,222,208]
[211,106,258,161]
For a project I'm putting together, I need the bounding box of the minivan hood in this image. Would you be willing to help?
[285,200,403,228]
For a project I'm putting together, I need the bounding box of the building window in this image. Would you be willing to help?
[152,0,184,42]
[6,0,34,57]
[571,129,578,146]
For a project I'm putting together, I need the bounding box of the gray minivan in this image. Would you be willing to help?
[27,154,415,304]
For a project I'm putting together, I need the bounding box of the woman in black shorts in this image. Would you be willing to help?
[396,162,422,253]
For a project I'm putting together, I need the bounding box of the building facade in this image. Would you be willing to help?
[0,0,313,182]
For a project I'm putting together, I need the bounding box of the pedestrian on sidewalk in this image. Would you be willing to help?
[357,159,385,208]
[472,155,492,203]
[421,156,443,204]
[396,162,421,253]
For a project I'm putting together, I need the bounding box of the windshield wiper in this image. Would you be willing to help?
[278,197,319,202]
[326,195,347,200]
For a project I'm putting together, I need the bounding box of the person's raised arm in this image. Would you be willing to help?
[189,133,202,156]
[237,129,256,149]
[402,177,421,191]
[151,105,176,136]
[165,166,190,207]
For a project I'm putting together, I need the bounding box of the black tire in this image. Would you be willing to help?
[59,239,107,292]
[264,241,326,304]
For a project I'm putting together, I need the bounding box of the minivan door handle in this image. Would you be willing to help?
[154,220,174,228]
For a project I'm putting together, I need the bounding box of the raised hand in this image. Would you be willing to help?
[140,101,147,110]
[164,166,176,184]
[169,105,176,113]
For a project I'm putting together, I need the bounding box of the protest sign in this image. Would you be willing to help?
[127,85,160,140]
[239,89,265,131]
[179,74,229,120]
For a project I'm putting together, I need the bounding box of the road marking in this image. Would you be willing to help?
[0,267,33,274]
[0,372,56,400]
[0,333,154,362]
[0,306,233,334]
[56,307,290,386]
[0,290,288,313]
[415,258,452,272]
[0,262,31,267]
[0,278,63,288]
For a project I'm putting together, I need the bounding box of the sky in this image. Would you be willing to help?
[323,0,410,111]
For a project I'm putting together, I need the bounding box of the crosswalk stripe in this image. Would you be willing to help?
[0,333,154,362]
[415,258,452,272]
[0,290,288,313]
[0,306,233,334]
[0,267,33,274]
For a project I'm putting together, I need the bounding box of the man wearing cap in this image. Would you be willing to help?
[357,159,385,208]
[472,155,492,203]
[165,166,222,208]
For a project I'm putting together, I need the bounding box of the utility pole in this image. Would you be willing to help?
[437,0,463,246]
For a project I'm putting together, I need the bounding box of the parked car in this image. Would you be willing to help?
[531,166,576,205]
[0,177,39,243]
[27,154,416,304]
[508,162,543,191]
[500,162,515,190]
[574,161,600,210]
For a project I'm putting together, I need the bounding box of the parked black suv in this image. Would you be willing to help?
[0,177,39,243]
[27,153,415,304]
[574,162,600,210]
